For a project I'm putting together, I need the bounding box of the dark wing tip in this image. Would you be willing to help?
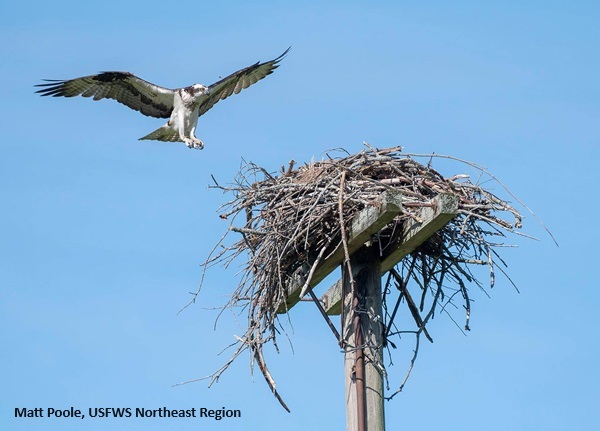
[34,79,69,96]
[259,47,291,75]
[273,46,291,64]
[34,72,135,97]
[35,79,66,84]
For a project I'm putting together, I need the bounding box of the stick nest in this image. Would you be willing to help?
[192,145,529,409]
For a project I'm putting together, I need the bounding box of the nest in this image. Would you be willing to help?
[188,145,531,410]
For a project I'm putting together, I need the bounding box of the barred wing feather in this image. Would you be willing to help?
[198,47,290,117]
[35,72,175,119]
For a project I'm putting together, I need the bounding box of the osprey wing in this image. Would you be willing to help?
[35,72,174,119]
[198,47,290,117]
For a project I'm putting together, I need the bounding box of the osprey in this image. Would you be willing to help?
[35,48,289,149]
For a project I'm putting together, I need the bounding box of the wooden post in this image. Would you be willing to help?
[343,245,385,431]
[323,193,459,315]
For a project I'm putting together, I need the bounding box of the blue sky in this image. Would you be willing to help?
[1,1,599,430]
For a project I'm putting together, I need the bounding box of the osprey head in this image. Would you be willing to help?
[185,84,209,97]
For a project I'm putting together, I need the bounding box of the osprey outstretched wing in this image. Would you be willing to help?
[35,47,290,149]
[35,72,175,119]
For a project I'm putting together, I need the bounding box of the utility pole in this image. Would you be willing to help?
[343,245,385,431]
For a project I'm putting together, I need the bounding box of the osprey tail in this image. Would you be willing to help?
[139,124,182,142]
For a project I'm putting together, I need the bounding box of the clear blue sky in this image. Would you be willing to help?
[2,1,599,430]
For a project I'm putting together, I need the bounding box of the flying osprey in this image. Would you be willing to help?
[35,48,289,149]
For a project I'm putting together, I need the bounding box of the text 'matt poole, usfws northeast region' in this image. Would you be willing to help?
[15,406,241,421]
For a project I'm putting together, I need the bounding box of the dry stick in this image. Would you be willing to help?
[254,346,291,412]
[386,256,446,399]
[383,278,404,346]
[386,331,421,400]
[305,287,344,347]
[230,226,267,236]
[338,169,354,344]
[173,338,246,387]
[178,228,232,314]
[404,152,557,245]
[389,268,434,343]
[383,260,415,341]
[298,242,333,298]
[295,238,345,346]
